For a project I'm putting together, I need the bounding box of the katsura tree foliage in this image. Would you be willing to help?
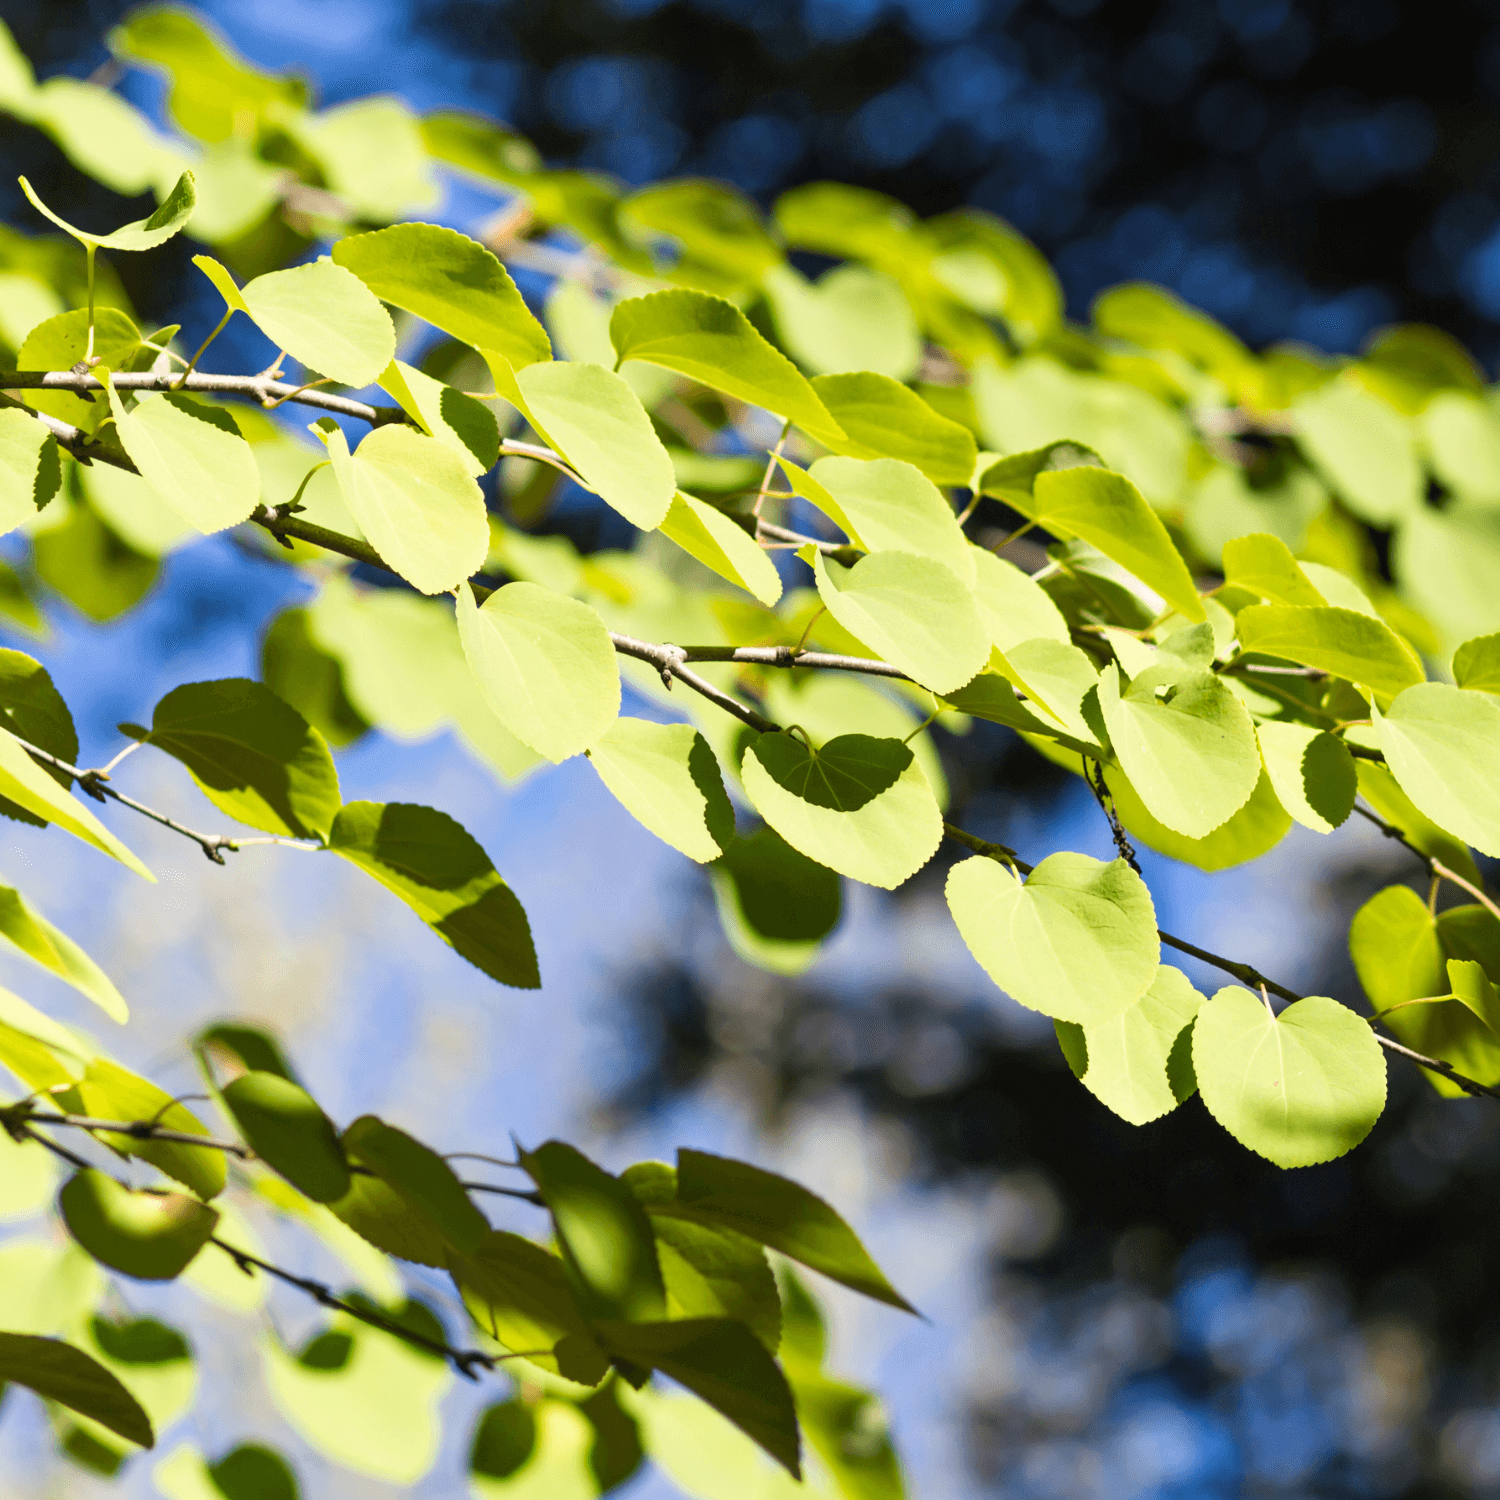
[0,8,1496,1498]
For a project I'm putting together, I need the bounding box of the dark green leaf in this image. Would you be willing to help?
[221,1072,349,1204]
[326,1171,448,1267]
[328,802,539,989]
[59,1169,218,1280]
[520,1140,665,1322]
[448,1229,610,1385]
[33,496,158,622]
[260,607,370,750]
[671,1149,915,1313]
[196,1022,297,1083]
[0,1332,152,1448]
[594,1317,801,1478]
[208,1445,300,1500]
[141,678,340,841]
[470,1399,536,1479]
[88,1315,188,1366]
[750,733,909,812]
[343,1115,489,1253]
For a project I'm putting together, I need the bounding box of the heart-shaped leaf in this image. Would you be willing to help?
[221,1072,349,1204]
[60,1170,218,1280]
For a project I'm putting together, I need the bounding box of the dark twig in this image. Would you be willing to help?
[1085,758,1141,873]
[10,1108,252,1157]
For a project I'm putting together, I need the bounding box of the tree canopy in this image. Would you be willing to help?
[0,7,1497,1496]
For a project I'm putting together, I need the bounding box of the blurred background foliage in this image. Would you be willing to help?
[4,1,1500,1497]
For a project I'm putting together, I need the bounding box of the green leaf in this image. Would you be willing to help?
[620,178,782,293]
[155,1443,300,1500]
[331,222,551,373]
[0,1333,152,1448]
[104,379,261,534]
[671,1148,913,1314]
[287,97,437,220]
[77,1060,225,1199]
[324,422,487,595]
[1055,964,1202,1126]
[1092,282,1254,385]
[947,851,1159,1024]
[196,256,396,389]
[593,1318,801,1478]
[973,440,1105,509]
[587,717,734,863]
[1221,533,1326,607]
[1098,663,1261,837]
[19,308,152,432]
[343,1115,489,1253]
[221,1072,349,1204]
[1235,605,1424,701]
[709,826,842,976]
[806,456,973,585]
[512,359,676,531]
[261,607,369,750]
[1454,633,1500,694]
[33,493,159,620]
[520,1140,665,1322]
[19,170,195,251]
[0,407,57,533]
[1100,761,1292,872]
[1373,682,1500,858]
[0,727,150,878]
[810,549,989,695]
[1019,466,1204,622]
[809,371,977,486]
[0,883,127,1022]
[77,460,192,558]
[741,731,941,890]
[660,491,782,605]
[1292,379,1421,525]
[455,581,620,763]
[59,1170,218,1280]
[624,1168,781,1353]
[327,801,539,989]
[197,1022,298,1082]
[470,1400,598,1499]
[378,359,499,476]
[449,1230,610,1385]
[1192,988,1387,1168]
[469,1398,538,1480]
[762,263,920,381]
[608,289,844,446]
[1256,722,1356,834]
[1355,759,1481,886]
[326,1172,448,1267]
[138,678,340,841]
[969,547,1070,651]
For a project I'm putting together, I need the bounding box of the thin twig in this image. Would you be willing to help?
[11,1108,252,1157]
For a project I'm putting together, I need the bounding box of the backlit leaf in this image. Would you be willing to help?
[810,549,989,695]
[456,581,619,762]
[105,379,260,534]
[520,1140,665,1322]
[378,359,499,476]
[1098,662,1262,838]
[587,717,734,863]
[810,371,977,486]
[0,407,57,533]
[324,423,488,595]
[0,882,127,1022]
[1054,963,1202,1125]
[709,826,842,976]
[1236,604,1423,700]
[137,678,340,841]
[1192,988,1386,1168]
[328,801,539,989]
[1374,683,1500,858]
[1256,721,1356,834]
[19,170,195,251]
[969,547,1070,651]
[609,288,844,446]
[1293,379,1421,525]
[513,358,676,531]
[1221,532,1326,607]
[1453,633,1500,694]
[343,1115,489,1253]
[946,851,1160,1024]
[331,222,551,372]
[762,263,920,381]
[741,731,941,890]
[77,1060,225,1199]
[221,1072,349,1204]
[660,491,782,604]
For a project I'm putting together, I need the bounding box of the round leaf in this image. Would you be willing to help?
[0,407,58,535]
[1256,721,1356,834]
[1192,988,1387,1168]
[221,1072,350,1204]
[239,259,395,389]
[59,1170,219,1281]
[1374,681,1500,858]
[810,370,977,486]
[741,732,941,890]
[945,851,1159,1024]
[810,549,989,695]
[325,423,488,595]
[587,717,734,863]
[455,581,620,763]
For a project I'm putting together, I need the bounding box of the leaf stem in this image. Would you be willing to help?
[172,308,233,390]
